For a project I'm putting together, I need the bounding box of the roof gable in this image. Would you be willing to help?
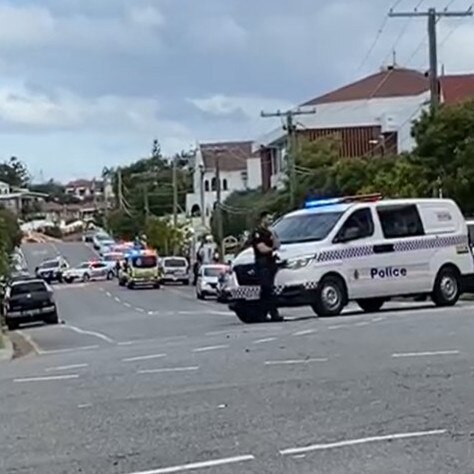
[302,67,430,106]
[201,141,253,172]
[439,75,474,105]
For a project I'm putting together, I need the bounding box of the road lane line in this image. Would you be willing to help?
[293,329,317,336]
[265,358,327,366]
[64,325,115,344]
[328,325,346,330]
[16,330,43,354]
[14,374,79,383]
[372,317,385,322]
[354,322,370,327]
[123,302,132,308]
[78,403,92,409]
[39,345,99,355]
[126,454,254,473]
[106,291,111,297]
[136,308,145,313]
[279,429,447,455]
[138,366,199,374]
[205,330,233,336]
[392,350,460,358]
[253,337,277,344]
[210,311,233,316]
[193,345,229,352]
[45,363,89,372]
[114,296,121,303]
[123,354,167,362]
[148,311,155,315]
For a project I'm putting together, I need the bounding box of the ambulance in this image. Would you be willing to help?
[118,248,160,289]
[228,195,474,323]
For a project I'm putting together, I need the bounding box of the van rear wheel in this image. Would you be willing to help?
[357,298,385,313]
[432,266,460,307]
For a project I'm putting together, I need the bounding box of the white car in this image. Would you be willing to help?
[229,195,474,323]
[196,264,229,299]
[161,257,190,285]
[92,233,114,251]
[101,252,123,276]
[62,261,113,283]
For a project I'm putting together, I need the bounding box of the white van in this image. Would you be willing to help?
[228,196,474,323]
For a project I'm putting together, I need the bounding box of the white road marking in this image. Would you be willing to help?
[328,324,346,330]
[210,311,233,316]
[253,337,277,344]
[16,330,43,354]
[354,322,370,327]
[106,291,111,297]
[265,358,327,366]
[39,345,99,355]
[293,329,317,336]
[372,317,385,322]
[125,454,254,473]
[123,353,167,362]
[123,302,132,308]
[45,363,89,372]
[118,341,135,346]
[138,366,199,374]
[205,330,232,336]
[148,311,155,315]
[64,325,115,344]
[78,403,92,409]
[193,345,229,352]
[392,350,460,358]
[136,308,145,313]
[14,374,79,383]
[114,296,121,303]
[279,429,447,455]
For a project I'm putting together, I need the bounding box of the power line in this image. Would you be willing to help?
[389,5,473,111]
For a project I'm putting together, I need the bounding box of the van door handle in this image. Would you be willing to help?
[373,243,394,254]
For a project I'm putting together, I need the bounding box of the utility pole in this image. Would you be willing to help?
[198,164,205,228]
[215,152,224,261]
[172,156,178,227]
[117,168,123,211]
[143,185,150,221]
[389,6,473,112]
[261,108,316,208]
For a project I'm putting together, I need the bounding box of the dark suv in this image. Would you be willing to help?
[2,278,59,330]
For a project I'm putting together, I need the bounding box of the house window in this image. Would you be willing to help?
[211,177,216,191]
[223,179,228,191]
[204,180,209,192]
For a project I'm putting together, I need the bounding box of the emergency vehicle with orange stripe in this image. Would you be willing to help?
[228,195,474,323]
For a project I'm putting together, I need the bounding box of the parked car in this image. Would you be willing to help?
[161,256,190,285]
[62,261,113,283]
[2,277,58,330]
[92,233,114,251]
[35,258,68,283]
[196,264,229,299]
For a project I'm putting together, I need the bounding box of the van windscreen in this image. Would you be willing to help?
[273,212,343,244]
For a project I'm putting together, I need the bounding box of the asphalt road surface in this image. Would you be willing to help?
[1,242,474,473]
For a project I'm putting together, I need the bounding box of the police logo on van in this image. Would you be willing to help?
[370,267,407,278]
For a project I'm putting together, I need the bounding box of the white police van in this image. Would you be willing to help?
[228,195,474,323]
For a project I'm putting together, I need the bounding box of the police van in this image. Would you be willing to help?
[228,195,474,323]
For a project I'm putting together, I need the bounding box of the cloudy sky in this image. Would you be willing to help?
[0,0,473,182]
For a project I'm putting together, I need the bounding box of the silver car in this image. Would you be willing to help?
[196,264,229,300]
[62,261,111,283]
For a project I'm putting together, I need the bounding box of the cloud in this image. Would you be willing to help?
[189,94,293,119]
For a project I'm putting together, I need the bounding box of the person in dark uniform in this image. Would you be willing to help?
[251,211,283,322]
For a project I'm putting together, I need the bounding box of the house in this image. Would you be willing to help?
[65,178,114,201]
[0,181,47,216]
[185,141,261,226]
[256,66,474,191]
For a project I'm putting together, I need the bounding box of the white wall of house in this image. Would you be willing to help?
[186,145,262,224]
[0,181,10,195]
[253,92,430,185]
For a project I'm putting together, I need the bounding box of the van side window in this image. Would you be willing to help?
[334,208,374,243]
[377,205,424,238]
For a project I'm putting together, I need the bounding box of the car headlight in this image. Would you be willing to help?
[285,255,315,270]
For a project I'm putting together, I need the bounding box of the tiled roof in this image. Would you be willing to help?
[66,179,93,188]
[439,75,474,105]
[201,141,253,172]
[302,67,430,105]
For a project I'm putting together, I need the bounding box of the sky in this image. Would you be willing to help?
[0,0,473,182]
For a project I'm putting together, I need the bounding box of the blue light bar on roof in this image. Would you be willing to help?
[304,197,343,209]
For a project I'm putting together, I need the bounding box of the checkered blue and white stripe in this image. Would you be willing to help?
[317,245,373,262]
[230,281,319,300]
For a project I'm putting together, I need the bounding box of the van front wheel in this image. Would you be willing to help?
[432,266,460,307]
[312,275,346,317]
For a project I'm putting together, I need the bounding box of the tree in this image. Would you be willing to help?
[0,207,22,277]
[0,157,30,188]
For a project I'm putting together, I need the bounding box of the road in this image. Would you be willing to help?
[1,242,473,473]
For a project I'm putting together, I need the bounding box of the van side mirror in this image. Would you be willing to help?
[334,226,360,243]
